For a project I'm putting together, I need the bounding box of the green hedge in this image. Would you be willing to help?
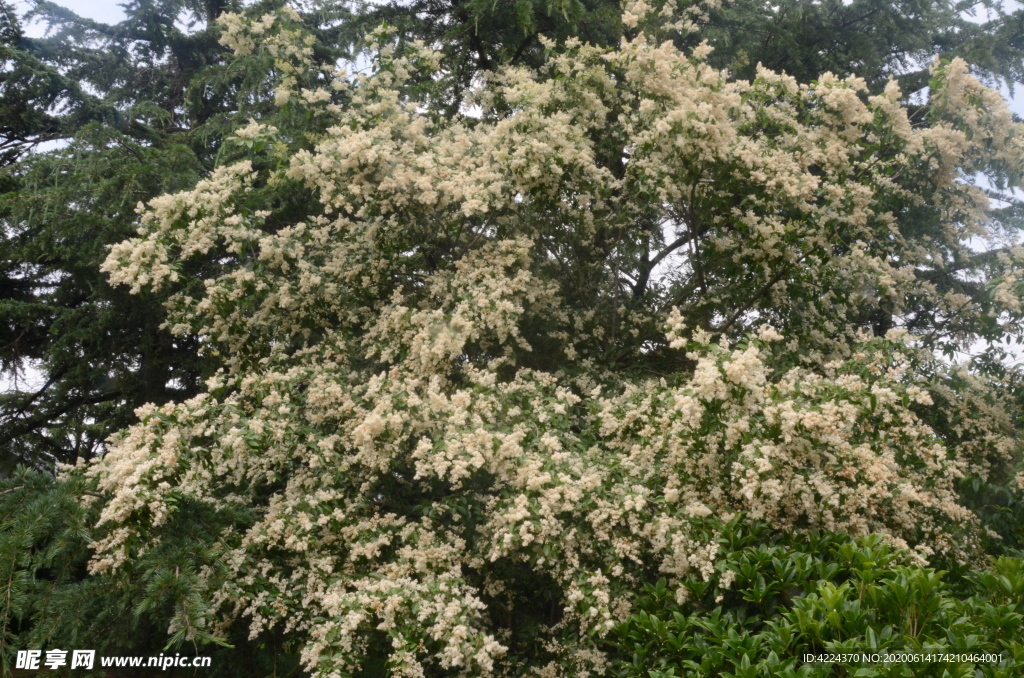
[606,524,1024,678]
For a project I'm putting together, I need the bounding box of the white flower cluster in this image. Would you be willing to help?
[88,4,1024,676]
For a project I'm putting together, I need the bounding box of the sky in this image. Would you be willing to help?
[13,0,125,29]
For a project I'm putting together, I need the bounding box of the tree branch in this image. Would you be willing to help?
[717,251,811,335]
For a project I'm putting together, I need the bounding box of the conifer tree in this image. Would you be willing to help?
[0,0,231,469]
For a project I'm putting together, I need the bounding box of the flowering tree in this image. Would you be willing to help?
[85,2,1024,675]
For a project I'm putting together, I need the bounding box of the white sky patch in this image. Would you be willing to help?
[962,0,1024,25]
[12,0,127,37]
[0,359,49,393]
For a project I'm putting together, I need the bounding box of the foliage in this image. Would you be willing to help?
[606,522,1024,678]
[354,0,1024,110]
[0,467,302,677]
[696,0,1024,91]
[0,0,231,469]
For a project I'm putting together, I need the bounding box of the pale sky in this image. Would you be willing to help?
[14,0,125,33]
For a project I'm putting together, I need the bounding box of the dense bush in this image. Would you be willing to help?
[607,522,1024,677]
